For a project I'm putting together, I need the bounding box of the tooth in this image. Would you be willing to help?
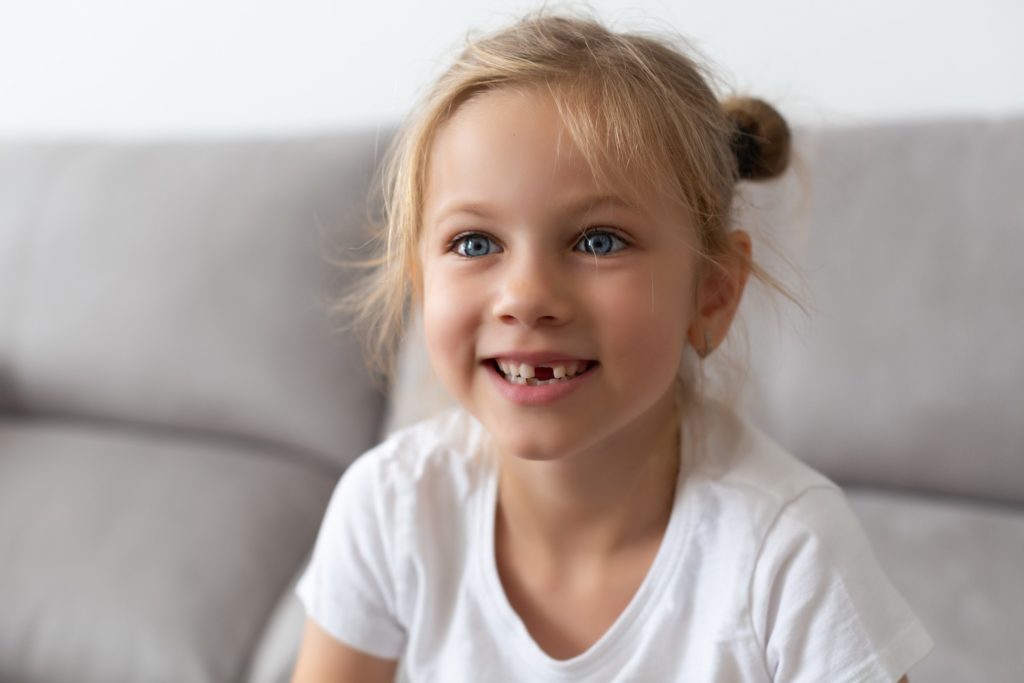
[552,365,566,379]
[520,363,535,379]
[515,376,527,385]
[499,360,510,375]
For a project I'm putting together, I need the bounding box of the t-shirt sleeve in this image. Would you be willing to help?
[294,450,406,660]
[750,486,934,682]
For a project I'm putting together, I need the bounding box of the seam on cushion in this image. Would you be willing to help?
[9,410,347,480]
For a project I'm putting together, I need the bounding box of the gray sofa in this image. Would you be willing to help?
[1,117,1021,682]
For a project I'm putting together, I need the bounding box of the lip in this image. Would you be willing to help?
[484,358,597,406]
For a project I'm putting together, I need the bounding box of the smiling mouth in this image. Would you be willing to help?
[489,359,598,385]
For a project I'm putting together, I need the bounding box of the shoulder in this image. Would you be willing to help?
[699,399,839,500]
[690,400,879,576]
[686,403,937,679]
[299,408,491,623]
[749,483,934,680]
[343,407,492,511]
[693,401,881,563]
[685,399,843,534]
[296,413,490,662]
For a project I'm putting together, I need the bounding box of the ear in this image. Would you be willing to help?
[687,230,752,357]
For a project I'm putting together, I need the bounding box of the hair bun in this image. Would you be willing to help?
[722,96,791,181]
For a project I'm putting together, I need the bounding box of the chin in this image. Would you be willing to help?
[487,423,592,462]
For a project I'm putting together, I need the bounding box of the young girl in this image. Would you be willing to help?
[292,11,933,682]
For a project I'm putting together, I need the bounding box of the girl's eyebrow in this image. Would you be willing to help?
[570,193,646,216]
[432,201,495,222]
[432,193,648,225]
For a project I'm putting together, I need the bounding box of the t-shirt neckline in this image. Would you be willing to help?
[474,425,694,679]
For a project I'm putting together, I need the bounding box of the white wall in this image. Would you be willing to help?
[0,0,1020,138]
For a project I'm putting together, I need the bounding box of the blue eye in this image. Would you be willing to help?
[452,233,501,258]
[575,230,626,256]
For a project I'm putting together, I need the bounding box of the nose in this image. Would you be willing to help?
[491,250,573,328]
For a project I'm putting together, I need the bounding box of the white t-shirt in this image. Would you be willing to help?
[296,401,934,682]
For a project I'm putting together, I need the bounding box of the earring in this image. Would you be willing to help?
[700,330,713,359]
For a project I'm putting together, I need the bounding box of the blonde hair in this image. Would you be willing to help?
[335,9,806,410]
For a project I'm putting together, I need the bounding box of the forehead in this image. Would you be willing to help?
[423,87,653,219]
[428,89,586,192]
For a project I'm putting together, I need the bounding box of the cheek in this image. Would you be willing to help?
[596,267,692,379]
[421,268,483,383]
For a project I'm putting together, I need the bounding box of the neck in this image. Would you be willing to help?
[494,389,682,565]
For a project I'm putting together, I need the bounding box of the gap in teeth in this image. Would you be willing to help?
[497,360,589,384]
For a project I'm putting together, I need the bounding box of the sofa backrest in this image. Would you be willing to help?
[384,117,1024,506]
[740,116,1024,506]
[0,133,390,472]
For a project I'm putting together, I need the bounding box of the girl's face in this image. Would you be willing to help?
[419,87,701,462]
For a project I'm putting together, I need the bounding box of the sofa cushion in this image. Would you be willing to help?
[847,488,1024,682]
[0,417,337,683]
[0,134,391,469]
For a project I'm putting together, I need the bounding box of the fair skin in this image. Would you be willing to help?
[419,87,739,660]
[290,86,912,682]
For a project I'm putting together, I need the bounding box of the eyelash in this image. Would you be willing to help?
[574,229,628,256]
[449,232,502,258]
[447,229,629,258]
